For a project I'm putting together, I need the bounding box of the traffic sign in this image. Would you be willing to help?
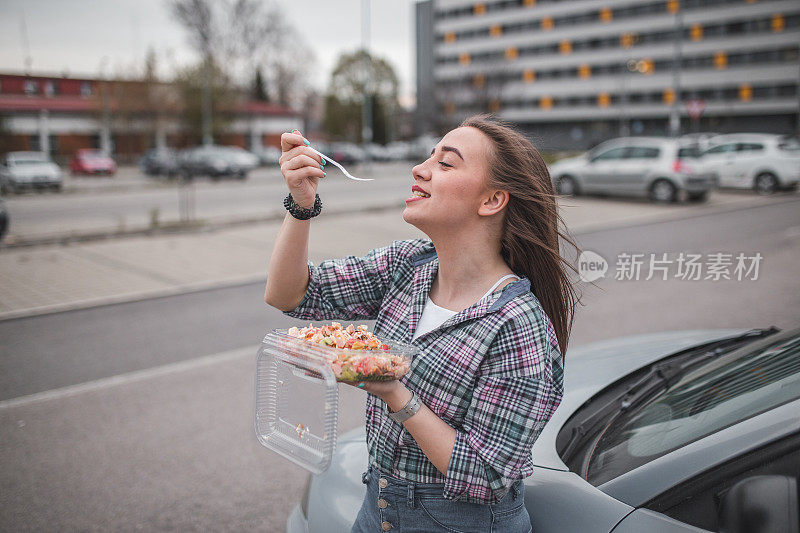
[685,99,706,120]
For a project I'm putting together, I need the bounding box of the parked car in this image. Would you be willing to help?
[328,143,365,165]
[0,151,63,193]
[177,145,258,180]
[549,137,715,203]
[362,143,390,162]
[287,326,800,533]
[384,141,412,162]
[138,148,179,178]
[678,132,719,152]
[252,145,282,166]
[699,133,800,194]
[0,198,8,239]
[70,149,116,176]
[407,134,441,163]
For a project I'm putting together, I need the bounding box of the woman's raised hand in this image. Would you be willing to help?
[279,129,325,209]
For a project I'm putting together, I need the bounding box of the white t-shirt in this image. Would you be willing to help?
[412,274,521,341]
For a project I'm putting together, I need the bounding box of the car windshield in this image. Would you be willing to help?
[12,156,49,165]
[677,146,702,158]
[585,331,800,486]
[778,138,800,152]
[81,150,104,158]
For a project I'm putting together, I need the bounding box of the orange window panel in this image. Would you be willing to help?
[523,69,536,83]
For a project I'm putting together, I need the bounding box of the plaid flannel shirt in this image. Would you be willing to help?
[282,238,564,504]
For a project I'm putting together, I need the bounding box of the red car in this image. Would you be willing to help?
[70,149,116,176]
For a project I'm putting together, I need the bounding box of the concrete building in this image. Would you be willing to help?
[416,0,800,150]
[0,72,301,163]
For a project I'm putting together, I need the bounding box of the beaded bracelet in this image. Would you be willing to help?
[284,193,322,220]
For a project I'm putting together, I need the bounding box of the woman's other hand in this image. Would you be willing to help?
[279,129,325,209]
[343,379,409,407]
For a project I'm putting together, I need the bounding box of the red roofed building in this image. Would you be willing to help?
[0,72,301,162]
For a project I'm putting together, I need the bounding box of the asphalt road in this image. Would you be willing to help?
[2,163,414,239]
[1,197,798,531]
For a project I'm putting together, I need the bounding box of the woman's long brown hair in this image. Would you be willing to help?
[460,115,582,359]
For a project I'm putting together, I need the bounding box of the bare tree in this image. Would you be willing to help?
[167,0,314,108]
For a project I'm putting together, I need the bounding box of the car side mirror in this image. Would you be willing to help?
[718,475,799,533]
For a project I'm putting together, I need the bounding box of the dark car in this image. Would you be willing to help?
[139,149,179,178]
[328,143,365,165]
[288,326,800,533]
[177,145,258,180]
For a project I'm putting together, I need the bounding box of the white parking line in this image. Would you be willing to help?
[0,345,256,411]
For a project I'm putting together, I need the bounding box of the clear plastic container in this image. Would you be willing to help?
[254,327,418,473]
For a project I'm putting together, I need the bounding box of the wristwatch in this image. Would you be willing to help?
[387,391,422,423]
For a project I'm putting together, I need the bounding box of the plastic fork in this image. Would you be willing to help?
[307,147,373,181]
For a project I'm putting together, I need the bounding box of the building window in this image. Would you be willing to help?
[24,80,38,94]
[44,81,56,96]
[80,82,92,97]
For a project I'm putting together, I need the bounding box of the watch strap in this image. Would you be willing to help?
[388,391,422,423]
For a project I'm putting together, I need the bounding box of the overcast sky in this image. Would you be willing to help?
[0,0,420,106]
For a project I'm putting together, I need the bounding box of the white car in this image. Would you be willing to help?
[700,133,800,194]
[287,326,800,533]
[0,151,63,194]
[549,137,715,203]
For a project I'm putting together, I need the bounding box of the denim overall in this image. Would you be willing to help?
[350,464,532,533]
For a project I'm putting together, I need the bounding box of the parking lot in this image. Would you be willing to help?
[1,156,798,532]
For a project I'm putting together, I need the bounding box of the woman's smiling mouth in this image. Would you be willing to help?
[408,185,430,201]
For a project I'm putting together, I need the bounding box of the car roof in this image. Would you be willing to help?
[8,151,46,158]
[598,136,678,147]
[709,133,781,142]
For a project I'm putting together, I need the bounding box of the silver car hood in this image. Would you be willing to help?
[530,328,748,470]
[10,163,60,178]
[332,329,748,476]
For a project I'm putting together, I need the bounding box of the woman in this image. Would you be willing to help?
[265,116,581,533]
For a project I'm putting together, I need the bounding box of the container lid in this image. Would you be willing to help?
[254,326,419,473]
[255,329,340,474]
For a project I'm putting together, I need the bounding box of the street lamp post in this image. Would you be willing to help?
[619,59,637,137]
[201,56,213,146]
[361,0,373,157]
[669,5,684,137]
[98,56,112,155]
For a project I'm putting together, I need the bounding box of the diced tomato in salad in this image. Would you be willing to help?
[285,322,410,381]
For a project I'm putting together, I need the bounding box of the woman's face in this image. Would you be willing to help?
[403,126,496,235]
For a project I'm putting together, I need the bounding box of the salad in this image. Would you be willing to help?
[285,322,411,382]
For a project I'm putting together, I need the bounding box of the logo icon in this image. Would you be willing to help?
[578,250,608,282]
